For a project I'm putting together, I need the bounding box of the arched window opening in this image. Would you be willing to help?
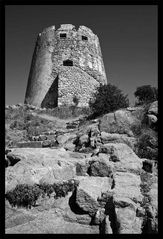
[63,59,73,66]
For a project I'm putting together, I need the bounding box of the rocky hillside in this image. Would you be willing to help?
[5,102,158,234]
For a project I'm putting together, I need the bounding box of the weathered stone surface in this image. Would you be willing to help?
[5,102,158,234]
[57,133,77,145]
[99,143,142,173]
[112,170,144,231]
[92,208,105,225]
[5,148,89,192]
[75,188,100,215]
[149,182,158,211]
[148,101,158,116]
[76,161,89,176]
[99,109,139,136]
[5,206,36,229]
[147,114,157,126]
[100,132,136,150]
[88,156,113,177]
[75,176,113,215]
[114,172,143,203]
[104,215,113,234]
[5,209,99,234]
[79,134,89,146]
[87,123,101,137]
[42,140,51,147]
[116,207,142,234]
[114,197,137,210]
[64,142,76,151]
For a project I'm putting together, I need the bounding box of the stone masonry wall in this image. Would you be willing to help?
[25,24,107,108]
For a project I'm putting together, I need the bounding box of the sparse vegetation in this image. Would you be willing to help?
[5,180,79,208]
[43,105,91,119]
[135,128,158,161]
[5,184,42,208]
[89,83,129,117]
[9,120,26,130]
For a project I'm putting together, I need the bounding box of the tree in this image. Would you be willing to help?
[134,85,158,105]
[89,83,129,117]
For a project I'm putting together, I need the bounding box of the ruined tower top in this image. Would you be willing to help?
[25,24,107,108]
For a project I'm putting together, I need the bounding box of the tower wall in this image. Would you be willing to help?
[25,24,107,108]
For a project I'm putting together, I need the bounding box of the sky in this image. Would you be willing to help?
[5,5,157,106]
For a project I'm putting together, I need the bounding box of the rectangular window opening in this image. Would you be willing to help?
[82,35,88,41]
[63,60,73,66]
[60,33,67,39]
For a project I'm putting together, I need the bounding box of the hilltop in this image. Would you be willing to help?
[5,102,158,234]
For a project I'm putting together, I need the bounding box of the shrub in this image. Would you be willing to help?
[89,83,129,117]
[5,180,79,208]
[134,85,158,106]
[38,183,55,198]
[53,180,79,199]
[5,184,43,208]
[135,128,158,160]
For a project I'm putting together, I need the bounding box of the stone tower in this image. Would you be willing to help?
[24,24,107,108]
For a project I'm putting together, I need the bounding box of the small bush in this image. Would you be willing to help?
[89,83,129,117]
[5,184,43,208]
[53,180,79,199]
[135,128,158,160]
[5,180,79,208]
[38,183,55,198]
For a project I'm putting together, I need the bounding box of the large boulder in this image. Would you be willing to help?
[100,132,136,150]
[5,148,89,192]
[5,209,99,234]
[88,156,113,177]
[57,133,77,146]
[115,207,142,234]
[99,109,140,137]
[112,172,143,234]
[75,176,113,215]
[113,172,143,203]
[99,143,142,173]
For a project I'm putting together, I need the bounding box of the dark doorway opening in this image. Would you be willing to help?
[41,75,58,108]
[63,59,73,66]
